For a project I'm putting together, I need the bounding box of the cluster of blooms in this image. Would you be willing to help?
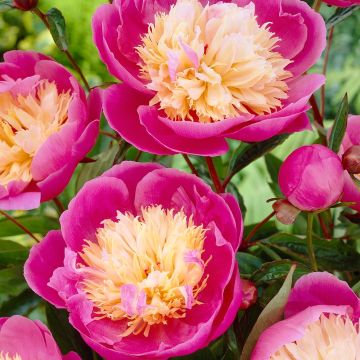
[1,0,359,359]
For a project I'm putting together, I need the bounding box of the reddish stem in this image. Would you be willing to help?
[205,157,223,193]
[135,150,143,162]
[99,130,119,140]
[182,155,199,177]
[318,213,331,240]
[53,197,65,215]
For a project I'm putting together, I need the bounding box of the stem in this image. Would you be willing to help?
[0,210,40,243]
[99,130,119,141]
[205,157,223,193]
[321,26,334,119]
[32,8,90,92]
[306,212,318,271]
[182,155,199,177]
[53,197,65,215]
[318,213,331,239]
[309,95,323,127]
[134,150,143,162]
[222,173,233,191]
[242,211,275,248]
[313,0,322,12]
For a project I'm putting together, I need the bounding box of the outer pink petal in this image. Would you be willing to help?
[251,304,349,360]
[62,353,81,360]
[0,191,40,211]
[342,172,360,212]
[138,106,229,156]
[24,230,67,308]
[103,83,175,155]
[285,272,360,320]
[60,176,131,252]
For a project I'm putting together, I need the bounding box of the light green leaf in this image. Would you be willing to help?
[329,94,349,153]
[0,240,29,265]
[46,8,68,51]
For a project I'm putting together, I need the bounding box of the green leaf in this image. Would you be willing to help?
[326,6,360,29]
[228,135,289,178]
[0,266,27,306]
[244,221,278,242]
[0,289,41,316]
[0,0,13,11]
[264,154,282,184]
[329,94,349,153]
[0,215,59,237]
[76,145,119,192]
[240,265,296,360]
[264,233,360,272]
[226,182,247,220]
[250,260,310,285]
[236,253,264,276]
[46,304,92,358]
[352,280,360,296]
[0,240,29,265]
[46,8,68,51]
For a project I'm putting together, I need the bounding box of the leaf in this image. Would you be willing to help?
[0,266,27,306]
[250,260,310,285]
[244,221,278,242]
[46,8,68,51]
[0,0,13,11]
[0,240,29,265]
[352,280,360,296]
[175,348,216,360]
[264,154,282,184]
[76,145,119,192]
[326,6,360,29]
[46,304,92,358]
[264,233,360,272]
[0,215,59,237]
[0,289,41,316]
[240,265,296,360]
[329,94,349,153]
[226,182,247,220]
[228,135,289,178]
[236,253,264,276]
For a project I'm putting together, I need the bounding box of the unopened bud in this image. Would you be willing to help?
[342,145,360,175]
[240,279,257,310]
[273,199,301,225]
[13,0,38,11]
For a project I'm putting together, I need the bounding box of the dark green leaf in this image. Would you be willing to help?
[175,347,216,360]
[250,260,310,285]
[264,154,282,184]
[0,215,59,237]
[240,265,295,360]
[0,266,27,306]
[228,135,289,178]
[352,280,360,296]
[46,8,68,51]
[326,6,360,29]
[0,240,29,265]
[46,304,92,358]
[244,221,278,242]
[236,252,264,276]
[264,233,360,271]
[76,145,119,192]
[226,182,247,220]
[329,94,349,153]
[0,289,41,317]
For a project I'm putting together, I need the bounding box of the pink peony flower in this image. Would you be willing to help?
[0,51,101,211]
[93,0,326,156]
[278,144,345,211]
[323,0,360,7]
[25,161,243,359]
[339,115,360,212]
[0,315,80,359]
[251,272,360,359]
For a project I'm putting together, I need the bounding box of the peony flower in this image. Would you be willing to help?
[0,51,101,210]
[93,0,326,156]
[12,0,38,11]
[0,315,80,359]
[339,115,360,212]
[25,161,243,359]
[278,144,345,211]
[323,0,360,7]
[251,272,360,359]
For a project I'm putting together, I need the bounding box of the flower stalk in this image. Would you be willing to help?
[306,212,318,271]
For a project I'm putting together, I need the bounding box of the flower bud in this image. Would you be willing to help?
[279,145,345,211]
[13,0,38,11]
[240,279,257,310]
[342,145,360,175]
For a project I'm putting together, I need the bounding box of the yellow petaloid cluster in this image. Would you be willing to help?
[0,353,22,360]
[0,80,72,188]
[271,314,360,360]
[137,0,292,123]
[80,205,209,337]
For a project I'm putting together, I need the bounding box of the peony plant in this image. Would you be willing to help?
[0,0,359,359]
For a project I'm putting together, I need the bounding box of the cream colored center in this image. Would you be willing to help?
[0,352,22,360]
[80,205,208,337]
[0,80,72,188]
[271,314,360,360]
[137,0,292,123]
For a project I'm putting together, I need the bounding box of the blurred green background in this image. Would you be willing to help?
[1,1,359,224]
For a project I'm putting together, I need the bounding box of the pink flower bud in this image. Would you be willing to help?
[13,0,38,11]
[240,279,257,310]
[279,145,345,211]
[342,145,360,175]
